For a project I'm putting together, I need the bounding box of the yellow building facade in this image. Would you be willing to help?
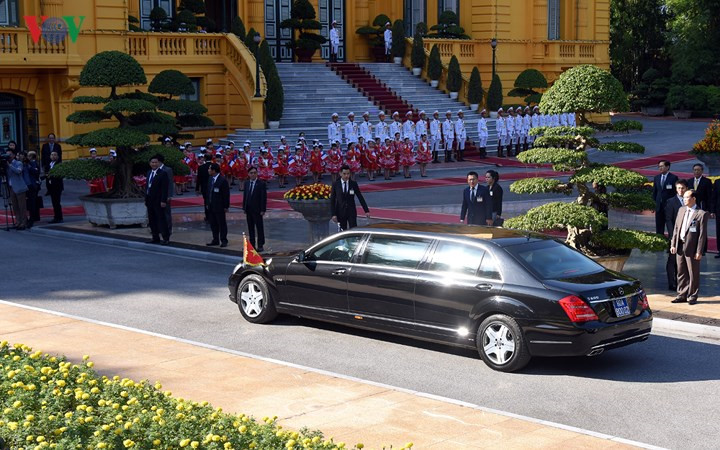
[0,0,608,158]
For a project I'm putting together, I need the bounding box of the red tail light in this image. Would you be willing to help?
[559,295,599,323]
[638,292,650,310]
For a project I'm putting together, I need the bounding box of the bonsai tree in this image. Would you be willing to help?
[128,15,141,32]
[467,67,483,107]
[355,14,391,51]
[174,9,197,31]
[149,6,167,31]
[665,85,693,111]
[446,55,461,94]
[427,44,442,83]
[539,65,629,126]
[428,10,470,39]
[486,74,503,111]
[52,52,211,198]
[505,126,666,257]
[411,33,426,69]
[415,22,428,37]
[631,68,669,112]
[508,69,548,105]
[231,16,246,40]
[391,19,406,59]
[280,0,326,62]
[259,40,284,123]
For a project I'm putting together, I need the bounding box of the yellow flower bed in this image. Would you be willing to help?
[0,342,411,450]
[283,184,332,201]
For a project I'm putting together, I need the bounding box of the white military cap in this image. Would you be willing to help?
[419,110,425,115]
[89,148,97,153]
[184,141,192,146]
[480,109,487,114]
[262,139,269,143]
[280,135,286,140]
[363,111,369,117]
[200,146,207,151]
[179,146,185,150]
[533,106,540,110]
[392,111,399,117]
[331,113,338,117]
[433,110,439,115]
[347,112,355,117]
[445,110,452,115]
[385,22,391,26]
[458,109,464,114]
[227,140,235,145]
[109,149,117,156]
[244,139,251,144]
[498,107,504,112]
[406,110,413,116]
[206,138,213,143]
[164,137,171,142]
[516,106,523,112]
[378,111,385,116]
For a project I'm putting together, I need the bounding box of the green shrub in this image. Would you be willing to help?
[486,74,503,111]
[532,135,600,149]
[128,15,141,32]
[231,16,246,40]
[630,68,669,109]
[591,229,667,252]
[175,9,197,31]
[666,85,691,110]
[612,120,643,132]
[504,202,608,232]
[446,56,461,93]
[266,72,284,122]
[411,34,426,68]
[467,67,483,105]
[149,6,167,31]
[508,69,547,105]
[415,21,427,37]
[355,14,391,48]
[280,0,326,58]
[597,141,645,153]
[391,19,406,58]
[244,28,260,53]
[149,70,195,98]
[427,45,442,81]
[0,341,368,449]
[428,10,470,39]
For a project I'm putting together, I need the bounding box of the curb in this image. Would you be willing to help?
[30,226,240,265]
[651,317,720,341]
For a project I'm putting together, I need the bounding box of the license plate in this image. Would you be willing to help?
[613,298,631,317]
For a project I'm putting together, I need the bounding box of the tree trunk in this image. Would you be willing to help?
[566,226,594,254]
[110,147,143,199]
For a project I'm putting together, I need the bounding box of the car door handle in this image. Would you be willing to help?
[331,268,347,275]
[475,283,492,291]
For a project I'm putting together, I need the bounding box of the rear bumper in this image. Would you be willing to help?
[522,311,653,357]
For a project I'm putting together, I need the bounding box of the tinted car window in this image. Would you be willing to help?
[363,236,432,269]
[507,240,604,279]
[478,254,502,280]
[428,241,485,275]
[309,235,363,262]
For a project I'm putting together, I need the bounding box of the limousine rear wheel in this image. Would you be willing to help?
[477,314,531,372]
[238,274,278,324]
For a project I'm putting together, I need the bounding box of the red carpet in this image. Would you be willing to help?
[329,63,411,117]
[614,151,694,170]
[464,155,551,168]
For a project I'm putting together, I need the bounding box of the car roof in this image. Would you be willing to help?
[355,223,551,247]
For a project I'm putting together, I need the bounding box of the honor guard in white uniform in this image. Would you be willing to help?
[477,109,489,158]
[514,107,524,155]
[344,112,359,145]
[454,110,467,161]
[539,111,549,129]
[329,21,340,62]
[495,108,507,157]
[328,113,342,147]
[383,22,392,62]
[530,106,541,147]
[415,110,427,141]
[375,111,389,142]
[559,111,569,127]
[550,112,560,128]
[430,110,441,163]
[360,112,373,143]
[505,108,516,157]
[568,111,577,127]
[389,111,402,140]
[442,110,455,162]
[402,111,416,142]
[522,106,532,152]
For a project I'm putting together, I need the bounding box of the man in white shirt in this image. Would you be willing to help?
[522,106,532,152]
[375,111,389,142]
[495,108,507,157]
[383,22,392,62]
[415,110,427,142]
[454,110,467,161]
[442,111,455,162]
[359,112,373,143]
[329,20,340,62]
[568,111,577,127]
[402,110,416,142]
[559,111,569,127]
[344,112,358,145]
[430,110,441,163]
[477,109,488,158]
[530,106,541,148]
[389,111,402,140]
[506,108,516,157]
[328,113,342,147]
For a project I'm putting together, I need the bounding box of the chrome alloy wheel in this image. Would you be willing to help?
[240,280,265,318]
[482,322,516,365]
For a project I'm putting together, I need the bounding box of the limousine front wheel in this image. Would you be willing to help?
[477,315,531,372]
[238,274,278,324]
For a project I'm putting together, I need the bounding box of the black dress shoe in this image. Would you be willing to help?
[160,240,170,245]
[671,297,687,303]
[148,239,161,244]
[688,298,698,305]
[206,241,219,246]
[49,219,63,224]
[256,247,264,252]
[220,241,228,248]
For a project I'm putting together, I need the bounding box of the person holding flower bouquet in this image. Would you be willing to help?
[415,133,432,177]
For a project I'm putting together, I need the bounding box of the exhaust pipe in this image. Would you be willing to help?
[586,348,604,357]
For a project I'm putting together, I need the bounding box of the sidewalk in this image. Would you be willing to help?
[0,301,642,449]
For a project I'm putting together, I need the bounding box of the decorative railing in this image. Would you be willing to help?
[542,40,606,62]
[0,28,68,60]
[406,38,473,106]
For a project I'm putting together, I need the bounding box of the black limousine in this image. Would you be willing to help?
[229,223,652,372]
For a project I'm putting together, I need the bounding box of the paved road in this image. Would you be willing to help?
[3,231,720,449]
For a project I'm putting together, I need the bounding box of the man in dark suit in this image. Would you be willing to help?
[195,154,211,223]
[331,165,370,231]
[665,180,687,291]
[204,163,230,247]
[713,178,720,259]
[155,153,174,235]
[41,133,62,174]
[670,190,709,305]
[45,151,64,223]
[145,155,170,245]
[242,166,267,251]
[653,160,679,235]
[460,171,493,225]
[687,163,712,211]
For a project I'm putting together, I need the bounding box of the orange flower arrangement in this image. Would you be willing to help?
[692,120,720,154]
[284,183,332,200]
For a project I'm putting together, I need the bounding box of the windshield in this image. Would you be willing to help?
[505,240,604,280]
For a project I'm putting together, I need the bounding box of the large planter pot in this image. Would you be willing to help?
[393,57,402,64]
[430,79,439,88]
[696,153,720,176]
[412,67,422,76]
[287,198,333,244]
[80,195,148,228]
[470,103,479,112]
[673,110,691,119]
[591,254,631,272]
[449,91,459,100]
[295,48,316,63]
[641,106,665,116]
[268,121,280,129]
[371,46,387,62]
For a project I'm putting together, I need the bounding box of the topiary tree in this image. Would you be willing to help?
[427,44,442,82]
[505,126,666,256]
[244,28,260,53]
[259,40,284,122]
[539,65,629,126]
[54,52,209,198]
[411,34,426,69]
[630,68,669,111]
[508,69,548,105]
[231,16,246,41]
[149,6,167,31]
[391,19,406,58]
[174,9,197,31]
[446,55,461,93]
[415,22,428,37]
[467,67,483,106]
[128,15,141,32]
[486,74,503,111]
[355,14,391,48]
[428,10,470,39]
[280,0,326,62]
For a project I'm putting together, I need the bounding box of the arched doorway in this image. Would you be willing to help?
[0,93,38,153]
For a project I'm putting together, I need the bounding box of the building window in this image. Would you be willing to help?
[180,78,201,103]
[0,0,19,26]
[438,0,459,18]
[404,0,426,37]
[140,0,174,31]
[548,0,560,40]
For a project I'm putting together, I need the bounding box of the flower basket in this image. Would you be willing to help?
[285,184,333,242]
[287,198,332,221]
[692,120,720,174]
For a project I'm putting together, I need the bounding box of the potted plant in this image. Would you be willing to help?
[149,6,168,31]
[691,120,720,174]
[427,44,442,88]
[280,0,326,63]
[284,183,332,243]
[666,85,692,119]
[631,68,668,116]
[508,68,547,105]
[355,14,391,63]
[446,55,461,99]
[506,126,666,271]
[50,52,211,227]
[428,10,470,39]
[467,67,483,111]
[486,74,503,117]
[410,33,426,76]
[391,19,406,64]
[259,40,284,128]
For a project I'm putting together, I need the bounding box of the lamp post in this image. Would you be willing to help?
[491,37,497,81]
[254,34,262,98]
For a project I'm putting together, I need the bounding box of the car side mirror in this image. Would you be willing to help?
[297,251,305,262]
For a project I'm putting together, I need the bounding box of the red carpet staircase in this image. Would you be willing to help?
[328,62,481,156]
